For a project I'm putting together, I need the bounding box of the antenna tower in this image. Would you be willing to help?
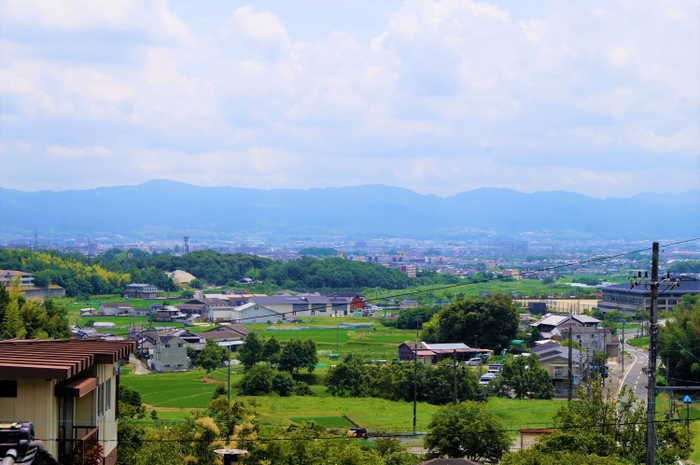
[183,236,190,254]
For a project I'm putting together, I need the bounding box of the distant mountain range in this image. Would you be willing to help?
[1,180,698,241]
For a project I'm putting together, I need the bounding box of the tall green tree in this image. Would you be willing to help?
[660,294,700,383]
[238,332,264,370]
[424,401,511,464]
[494,353,553,399]
[261,335,281,364]
[196,339,227,372]
[326,354,367,397]
[421,294,518,352]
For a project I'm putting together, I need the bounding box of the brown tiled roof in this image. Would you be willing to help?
[0,339,136,380]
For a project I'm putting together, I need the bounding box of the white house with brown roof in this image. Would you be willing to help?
[0,339,136,465]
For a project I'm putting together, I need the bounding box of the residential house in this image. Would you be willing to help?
[200,324,250,351]
[99,302,133,316]
[418,458,481,465]
[559,326,619,359]
[125,283,161,299]
[398,342,492,365]
[154,306,188,322]
[150,335,188,372]
[530,313,600,340]
[400,300,420,310]
[533,340,590,396]
[0,339,136,465]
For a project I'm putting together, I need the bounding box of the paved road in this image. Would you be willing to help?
[620,343,650,398]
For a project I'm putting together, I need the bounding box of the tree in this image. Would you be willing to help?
[326,354,367,397]
[206,397,256,438]
[238,332,264,370]
[421,294,518,352]
[301,338,318,373]
[272,371,296,396]
[279,338,317,373]
[660,294,700,383]
[262,335,281,363]
[239,364,274,395]
[494,353,553,399]
[196,339,227,372]
[424,401,511,464]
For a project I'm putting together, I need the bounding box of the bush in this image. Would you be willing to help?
[272,372,295,397]
[239,364,274,395]
[294,381,314,396]
[212,384,228,399]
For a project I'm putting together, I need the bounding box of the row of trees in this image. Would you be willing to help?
[326,355,480,404]
[0,248,424,296]
[325,351,553,404]
[238,332,319,374]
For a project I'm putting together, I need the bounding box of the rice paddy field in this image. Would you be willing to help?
[121,366,561,435]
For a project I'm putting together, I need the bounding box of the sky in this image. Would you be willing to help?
[0,0,698,198]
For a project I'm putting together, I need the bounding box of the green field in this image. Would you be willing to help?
[121,369,237,408]
[121,368,560,433]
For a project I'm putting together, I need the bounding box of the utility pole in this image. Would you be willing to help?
[568,304,573,402]
[646,242,660,465]
[453,349,458,405]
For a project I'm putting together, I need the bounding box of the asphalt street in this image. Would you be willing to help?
[620,343,651,398]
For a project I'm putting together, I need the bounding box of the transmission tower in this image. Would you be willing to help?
[183,236,190,254]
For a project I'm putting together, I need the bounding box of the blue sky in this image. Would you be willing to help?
[0,0,698,198]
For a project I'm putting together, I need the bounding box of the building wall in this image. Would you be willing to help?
[239,305,282,324]
[0,378,59,458]
[0,363,119,461]
[154,339,188,372]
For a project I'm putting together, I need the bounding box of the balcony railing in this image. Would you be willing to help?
[59,426,102,465]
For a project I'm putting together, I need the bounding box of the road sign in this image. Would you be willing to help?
[683,395,692,404]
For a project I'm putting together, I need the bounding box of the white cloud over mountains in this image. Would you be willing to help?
[0,0,698,197]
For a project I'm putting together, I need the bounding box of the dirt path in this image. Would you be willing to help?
[129,354,151,374]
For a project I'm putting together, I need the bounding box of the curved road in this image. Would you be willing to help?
[620,343,650,398]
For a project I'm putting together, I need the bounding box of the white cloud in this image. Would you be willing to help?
[0,0,698,198]
[1,0,194,44]
[46,145,114,159]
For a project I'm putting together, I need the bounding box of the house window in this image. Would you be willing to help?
[106,378,112,411]
[165,364,171,367]
[165,344,170,348]
[97,383,105,418]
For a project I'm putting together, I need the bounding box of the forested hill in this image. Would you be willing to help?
[1,180,698,239]
[0,249,434,298]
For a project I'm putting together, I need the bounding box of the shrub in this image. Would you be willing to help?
[239,364,273,395]
[272,372,295,397]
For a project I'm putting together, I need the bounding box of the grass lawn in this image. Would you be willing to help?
[627,336,649,349]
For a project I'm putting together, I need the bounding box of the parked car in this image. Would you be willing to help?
[466,357,483,366]
[479,373,497,385]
